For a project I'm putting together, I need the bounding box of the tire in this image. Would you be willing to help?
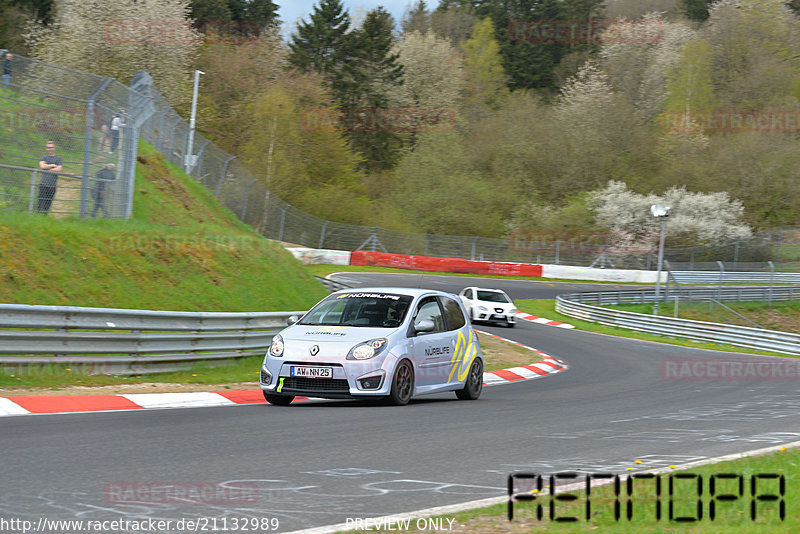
[506,321,515,328]
[263,391,294,406]
[456,358,483,400]
[388,360,414,406]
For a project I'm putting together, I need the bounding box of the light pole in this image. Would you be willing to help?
[185,69,205,174]
[651,203,671,315]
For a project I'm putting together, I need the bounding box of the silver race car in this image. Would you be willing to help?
[260,288,484,406]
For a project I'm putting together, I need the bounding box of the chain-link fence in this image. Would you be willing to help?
[0,51,153,218]
[2,52,796,269]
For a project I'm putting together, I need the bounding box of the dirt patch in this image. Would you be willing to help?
[478,331,544,371]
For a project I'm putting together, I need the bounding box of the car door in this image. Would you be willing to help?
[409,296,453,389]
[439,296,474,385]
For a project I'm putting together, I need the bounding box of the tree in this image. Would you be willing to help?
[340,7,405,170]
[589,181,751,249]
[226,0,280,30]
[460,17,508,114]
[430,1,476,45]
[195,28,286,151]
[402,0,430,35]
[25,0,201,106]
[662,39,715,132]
[287,0,350,76]
[389,31,464,150]
[239,76,373,225]
[390,132,505,236]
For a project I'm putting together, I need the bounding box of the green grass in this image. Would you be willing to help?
[514,299,794,358]
[0,142,328,312]
[340,446,798,533]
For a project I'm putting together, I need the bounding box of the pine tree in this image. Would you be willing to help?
[341,7,405,170]
[226,0,280,29]
[288,0,350,76]
[402,0,430,34]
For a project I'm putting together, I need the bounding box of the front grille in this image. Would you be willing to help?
[283,377,350,392]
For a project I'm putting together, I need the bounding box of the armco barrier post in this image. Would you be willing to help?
[768,261,775,308]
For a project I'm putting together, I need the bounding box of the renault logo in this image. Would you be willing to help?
[310,345,320,356]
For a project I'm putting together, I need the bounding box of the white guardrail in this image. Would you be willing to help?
[556,286,800,355]
[0,303,302,375]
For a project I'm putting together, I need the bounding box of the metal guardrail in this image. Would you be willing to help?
[0,304,302,375]
[556,287,800,355]
[670,271,800,285]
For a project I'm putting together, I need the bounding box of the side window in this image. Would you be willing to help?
[441,297,466,331]
[469,288,475,299]
[414,297,445,333]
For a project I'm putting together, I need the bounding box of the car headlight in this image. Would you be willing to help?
[477,306,488,312]
[510,308,517,314]
[347,338,388,360]
[269,334,284,358]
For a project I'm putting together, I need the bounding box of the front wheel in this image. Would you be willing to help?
[388,360,414,406]
[456,359,483,400]
[506,321,515,328]
[263,391,294,406]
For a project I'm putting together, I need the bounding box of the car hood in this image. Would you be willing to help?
[280,325,400,361]
[282,325,398,343]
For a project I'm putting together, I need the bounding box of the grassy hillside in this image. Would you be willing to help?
[0,142,328,311]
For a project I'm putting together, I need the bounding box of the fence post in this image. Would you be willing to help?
[240,177,257,221]
[768,261,775,308]
[690,250,695,270]
[424,234,429,256]
[28,170,38,213]
[471,236,478,261]
[193,139,211,181]
[81,77,113,219]
[215,156,235,198]
[318,221,329,249]
[777,226,783,262]
[716,260,725,309]
[733,240,739,268]
[555,240,561,265]
[278,204,288,242]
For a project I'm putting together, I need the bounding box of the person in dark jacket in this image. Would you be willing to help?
[91,164,115,218]
[37,141,63,214]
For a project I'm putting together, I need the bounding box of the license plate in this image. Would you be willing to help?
[291,366,333,378]
[492,314,505,319]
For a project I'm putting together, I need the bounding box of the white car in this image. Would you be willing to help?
[459,287,517,327]
[260,288,484,406]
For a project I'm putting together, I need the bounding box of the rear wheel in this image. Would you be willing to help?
[456,358,483,400]
[388,360,414,406]
[263,391,294,406]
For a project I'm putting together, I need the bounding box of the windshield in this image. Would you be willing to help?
[299,292,413,328]
[476,290,511,303]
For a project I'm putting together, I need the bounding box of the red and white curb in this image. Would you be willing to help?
[516,311,574,328]
[477,330,568,386]
[0,336,567,417]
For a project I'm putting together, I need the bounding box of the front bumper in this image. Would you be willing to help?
[260,356,395,399]
[473,310,516,324]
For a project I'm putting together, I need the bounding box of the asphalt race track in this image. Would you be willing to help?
[2,273,799,532]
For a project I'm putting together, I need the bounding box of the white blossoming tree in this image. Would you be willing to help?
[589,181,752,251]
[25,0,200,106]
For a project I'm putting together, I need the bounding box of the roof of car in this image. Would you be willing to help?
[334,287,452,298]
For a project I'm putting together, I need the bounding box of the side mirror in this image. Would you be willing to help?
[414,319,435,333]
[287,315,299,326]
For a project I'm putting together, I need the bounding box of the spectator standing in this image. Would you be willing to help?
[37,141,63,214]
[91,164,115,218]
[2,53,11,89]
[110,112,124,153]
[98,123,111,153]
